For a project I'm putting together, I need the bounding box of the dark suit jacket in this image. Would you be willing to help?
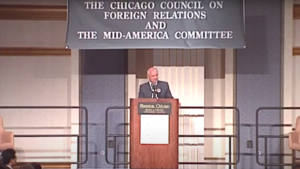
[0,165,11,169]
[138,80,173,98]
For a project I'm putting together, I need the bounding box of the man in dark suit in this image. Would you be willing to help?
[1,148,16,169]
[138,67,173,99]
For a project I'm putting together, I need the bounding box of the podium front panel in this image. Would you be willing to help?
[130,99,179,169]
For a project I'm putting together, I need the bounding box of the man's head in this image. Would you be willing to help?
[1,148,16,166]
[147,67,158,84]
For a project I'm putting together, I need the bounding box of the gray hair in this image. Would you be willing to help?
[147,67,158,75]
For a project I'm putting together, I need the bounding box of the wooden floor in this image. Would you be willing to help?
[14,163,70,169]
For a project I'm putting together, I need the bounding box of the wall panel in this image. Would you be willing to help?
[0,47,70,56]
[0,56,78,163]
[237,1,282,169]
[283,1,300,167]
[80,49,127,169]
[283,1,294,167]
[0,0,66,6]
[0,20,67,48]
[294,20,300,47]
[0,0,78,165]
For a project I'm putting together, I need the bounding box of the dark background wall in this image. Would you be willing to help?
[80,49,127,168]
[236,0,282,169]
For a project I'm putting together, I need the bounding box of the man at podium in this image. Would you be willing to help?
[138,67,173,99]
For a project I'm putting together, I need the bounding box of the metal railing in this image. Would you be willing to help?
[105,106,130,167]
[255,106,300,168]
[0,106,89,164]
[105,106,240,168]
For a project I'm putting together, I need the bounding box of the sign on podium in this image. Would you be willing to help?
[139,102,171,144]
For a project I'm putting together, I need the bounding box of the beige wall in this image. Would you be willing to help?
[0,0,79,166]
[282,0,300,168]
[126,49,236,169]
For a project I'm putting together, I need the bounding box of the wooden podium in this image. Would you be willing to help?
[130,98,179,169]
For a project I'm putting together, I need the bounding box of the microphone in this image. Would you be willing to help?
[152,84,157,93]
[151,84,158,99]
